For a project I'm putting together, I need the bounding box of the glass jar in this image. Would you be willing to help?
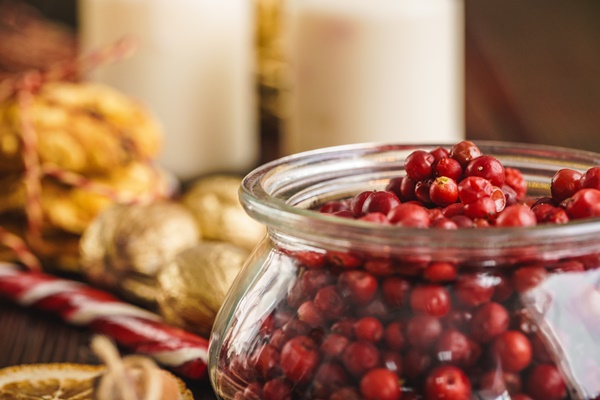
[209,142,600,400]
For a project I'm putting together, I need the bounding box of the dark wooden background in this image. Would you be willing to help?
[2,1,600,398]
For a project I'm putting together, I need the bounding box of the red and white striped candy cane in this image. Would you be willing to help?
[0,262,209,379]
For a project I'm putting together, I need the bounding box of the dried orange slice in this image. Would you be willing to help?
[0,363,194,399]
[0,363,101,399]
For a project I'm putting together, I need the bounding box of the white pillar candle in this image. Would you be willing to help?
[282,0,464,155]
[78,0,258,180]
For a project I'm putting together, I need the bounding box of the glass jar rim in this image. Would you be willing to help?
[241,141,600,264]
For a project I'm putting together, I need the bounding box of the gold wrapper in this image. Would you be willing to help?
[157,242,249,336]
[181,175,265,251]
[80,201,200,305]
[0,81,162,175]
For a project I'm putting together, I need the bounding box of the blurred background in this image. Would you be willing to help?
[3,0,600,170]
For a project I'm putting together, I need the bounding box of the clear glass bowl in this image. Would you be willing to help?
[209,142,600,400]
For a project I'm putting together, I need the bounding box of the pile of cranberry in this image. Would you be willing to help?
[227,141,600,400]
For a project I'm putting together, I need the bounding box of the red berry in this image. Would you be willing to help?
[312,362,349,396]
[551,168,582,203]
[280,336,320,383]
[342,341,381,377]
[430,217,459,229]
[479,370,522,396]
[330,387,362,400]
[320,200,350,214]
[362,191,401,215]
[320,333,350,358]
[430,176,459,207]
[464,155,505,187]
[423,261,457,282]
[338,270,378,306]
[331,318,356,338]
[403,349,432,381]
[458,176,493,204]
[314,285,346,318]
[383,321,406,351]
[360,368,401,400]
[297,300,325,327]
[495,204,537,227]
[410,284,451,316]
[360,212,391,224]
[263,379,292,400]
[454,274,495,308]
[565,187,600,219]
[400,176,418,201]
[491,331,532,372]
[525,364,567,400]
[252,344,281,379]
[406,315,442,350]
[434,157,463,181]
[293,250,326,269]
[381,277,410,309]
[381,351,403,375]
[450,140,482,167]
[531,203,569,224]
[351,191,375,216]
[430,146,450,162]
[581,166,600,189]
[512,265,547,293]
[388,203,430,227]
[405,150,436,181]
[354,317,384,343]
[424,365,472,400]
[470,302,509,343]
[491,185,507,213]
[385,176,404,200]
[504,167,527,201]
[434,328,474,367]
[464,196,497,219]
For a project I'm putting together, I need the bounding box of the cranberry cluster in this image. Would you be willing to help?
[224,141,600,400]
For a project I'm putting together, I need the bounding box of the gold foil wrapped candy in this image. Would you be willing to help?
[157,242,249,336]
[181,175,265,251]
[80,201,199,305]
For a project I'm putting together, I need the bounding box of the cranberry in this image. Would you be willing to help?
[525,364,567,400]
[429,176,459,207]
[338,270,378,306]
[356,294,392,321]
[281,318,310,338]
[423,261,457,282]
[470,302,509,343]
[354,317,384,343]
[581,166,600,189]
[415,179,434,206]
[252,344,281,379]
[403,349,432,381]
[388,203,430,227]
[342,341,381,377]
[385,177,404,200]
[406,315,442,350]
[491,275,514,302]
[504,167,527,201]
[442,202,465,218]
[400,176,418,201]
[351,191,375,216]
[430,217,458,229]
[458,176,493,204]
[330,387,361,400]
[405,150,435,181]
[512,265,547,293]
[451,215,475,228]
[464,196,497,219]
[362,191,401,216]
[332,209,356,219]
[464,155,505,187]
[312,362,349,396]
[314,285,346,318]
[280,336,320,383]
[241,382,263,400]
[301,269,335,297]
[454,274,495,308]
[360,368,401,400]
[565,187,600,219]
[491,331,532,372]
[491,185,507,213]
[424,365,472,400]
[331,318,356,338]
[531,333,553,363]
[326,250,362,268]
[531,203,569,224]
[495,204,537,227]
[443,309,473,332]
[320,333,350,359]
[434,328,473,366]
[320,200,350,214]
[360,212,391,224]
[297,300,326,327]
[293,251,326,269]
[430,146,450,161]
[410,284,451,317]
[434,157,463,181]
[550,168,582,203]
[384,321,406,351]
[263,378,292,400]
[450,140,482,167]
[512,395,533,400]
[501,183,519,206]
[381,276,411,308]
[364,257,395,276]
[270,328,287,350]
